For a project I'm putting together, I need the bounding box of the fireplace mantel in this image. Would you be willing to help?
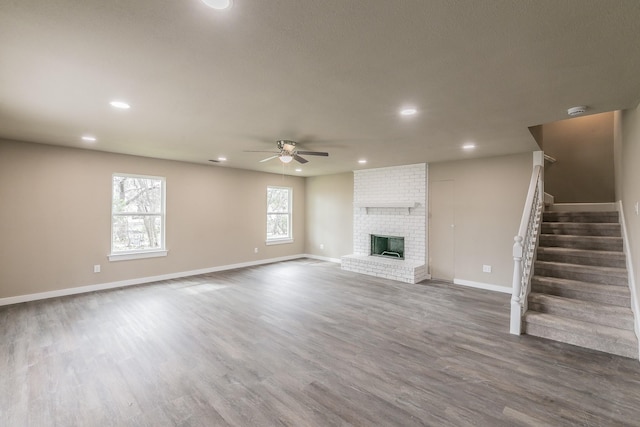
[354,201,418,214]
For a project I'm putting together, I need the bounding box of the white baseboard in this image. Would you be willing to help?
[618,201,640,360]
[303,254,342,263]
[453,278,512,294]
[0,254,308,307]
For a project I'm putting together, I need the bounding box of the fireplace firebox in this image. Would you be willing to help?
[370,234,405,259]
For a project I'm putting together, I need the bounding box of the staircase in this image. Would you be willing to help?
[523,208,639,359]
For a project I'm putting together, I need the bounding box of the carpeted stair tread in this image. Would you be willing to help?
[528,293,635,330]
[534,260,627,276]
[531,276,631,307]
[541,222,621,237]
[536,247,626,268]
[523,312,638,359]
[542,211,619,223]
[539,234,623,251]
[534,260,627,286]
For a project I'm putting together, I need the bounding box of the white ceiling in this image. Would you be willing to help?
[1,0,640,176]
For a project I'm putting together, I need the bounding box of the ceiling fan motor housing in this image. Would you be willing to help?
[277,140,297,152]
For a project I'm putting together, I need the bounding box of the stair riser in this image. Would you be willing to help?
[531,282,631,307]
[524,322,638,359]
[528,301,634,330]
[541,224,621,237]
[543,213,619,223]
[536,252,626,268]
[534,266,627,286]
[539,236,623,251]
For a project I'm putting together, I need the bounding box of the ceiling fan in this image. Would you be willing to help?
[245,140,329,164]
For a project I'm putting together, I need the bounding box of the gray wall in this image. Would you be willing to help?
[429,153,532,287]
[304,173,353,259]
[305,155,532,289]
[543,112,615,203]
[1,137,538,300]
[0,139,306,299]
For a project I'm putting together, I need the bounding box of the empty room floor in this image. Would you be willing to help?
[2,259,640,426]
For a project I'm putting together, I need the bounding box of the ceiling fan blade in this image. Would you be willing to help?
[259,155,279,163]
[293,154,309,164]
[244,150,279,153]
[296,151,329,156]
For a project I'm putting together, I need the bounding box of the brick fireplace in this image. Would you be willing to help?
[341,163,428,284]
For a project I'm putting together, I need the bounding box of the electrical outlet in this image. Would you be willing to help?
[635,201,639,216]
[482,265,492,273]
[254,247,258,254]
[320,244,324,250]
[93,264,101,273]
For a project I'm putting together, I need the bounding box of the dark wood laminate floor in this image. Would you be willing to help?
[2,259,640,426]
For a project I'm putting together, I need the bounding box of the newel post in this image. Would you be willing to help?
[510,235,524,335]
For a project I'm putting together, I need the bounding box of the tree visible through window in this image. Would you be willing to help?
[112,174,165,254]
[266,186,292,242]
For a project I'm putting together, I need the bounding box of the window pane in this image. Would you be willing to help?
[113,176,162,214]
[112,215,162,252]
[267,213,289,239]
[266,186,292,242]
[267,187,289,213]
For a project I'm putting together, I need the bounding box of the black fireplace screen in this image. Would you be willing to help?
[370,234,404,259]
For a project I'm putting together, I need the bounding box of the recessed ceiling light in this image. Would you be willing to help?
[400,107,418,116]
[358,159,367,164]
[462,143,476,150]
[110,101,130,109]
[202,0,233,9]
[81,135,96,142]
[218,157,227,161]
[295,168,302,172]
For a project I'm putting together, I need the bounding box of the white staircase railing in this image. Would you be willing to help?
[510,164,544,335]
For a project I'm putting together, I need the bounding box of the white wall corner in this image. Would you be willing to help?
[618,200,640,360]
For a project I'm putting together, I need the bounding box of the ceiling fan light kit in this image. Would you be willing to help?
[279,155,293,164]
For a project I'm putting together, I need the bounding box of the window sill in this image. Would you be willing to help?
[108,250,168,262]
[265,238,294,246]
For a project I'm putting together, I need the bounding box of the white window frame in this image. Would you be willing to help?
[266,186,293,245]
[109,173,167,261]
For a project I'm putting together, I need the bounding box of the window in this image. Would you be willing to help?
[266,186,292,244]
[109,174,167,261]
